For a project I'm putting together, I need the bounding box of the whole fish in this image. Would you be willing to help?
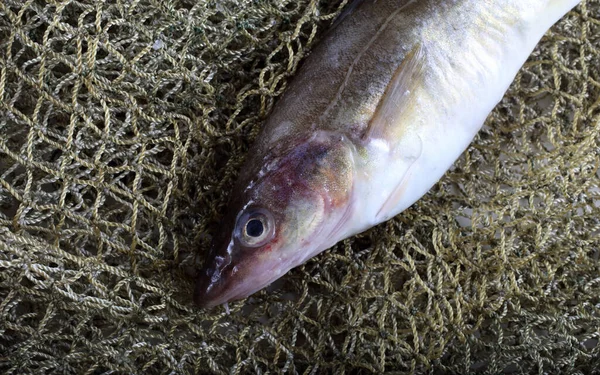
[195,0,581,308]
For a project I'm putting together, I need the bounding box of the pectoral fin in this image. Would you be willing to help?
[375,133,423,221]
[362,43,425,142]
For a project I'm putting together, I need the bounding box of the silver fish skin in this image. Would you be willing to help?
[195,0,581,308]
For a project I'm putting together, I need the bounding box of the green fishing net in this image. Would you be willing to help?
[1,0,599,373]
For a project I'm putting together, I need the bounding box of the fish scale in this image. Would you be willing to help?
[195,0,582,308]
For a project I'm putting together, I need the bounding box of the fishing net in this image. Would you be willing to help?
[1,0,599,373]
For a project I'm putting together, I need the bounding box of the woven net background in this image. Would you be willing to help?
[0,0,599,373]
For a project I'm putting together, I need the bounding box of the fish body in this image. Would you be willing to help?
[195,0,581,308]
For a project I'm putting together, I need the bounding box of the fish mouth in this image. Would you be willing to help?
[194,257,293,309]
[194,238,330,308]
[193,277,243,309]
[193,263,274,309]
[194,275,271,309]
[193,265,237,309]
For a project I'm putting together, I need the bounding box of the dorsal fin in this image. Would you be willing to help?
[362,43,425,142]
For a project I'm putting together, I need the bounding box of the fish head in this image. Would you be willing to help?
[194,131,356,308]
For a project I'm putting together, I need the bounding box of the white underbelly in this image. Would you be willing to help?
[342,0,580,239]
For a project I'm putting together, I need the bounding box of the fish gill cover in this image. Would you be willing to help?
[0,0,599,374]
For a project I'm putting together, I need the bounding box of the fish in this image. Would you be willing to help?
[194,0,582,308]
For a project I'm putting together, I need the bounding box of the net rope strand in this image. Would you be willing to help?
[0,0,599,374]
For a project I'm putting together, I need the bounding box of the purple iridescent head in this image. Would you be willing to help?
[194,131,355,308]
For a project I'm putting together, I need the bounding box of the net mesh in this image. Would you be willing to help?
[1,0,599,373]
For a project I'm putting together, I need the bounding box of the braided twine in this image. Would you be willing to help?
[1,0,599,373]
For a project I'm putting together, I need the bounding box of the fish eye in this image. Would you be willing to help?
[245,219,264,237]
[235,208,275,247]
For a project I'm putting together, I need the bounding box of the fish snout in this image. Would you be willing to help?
[194,267,217,308]
[193,252,233,308]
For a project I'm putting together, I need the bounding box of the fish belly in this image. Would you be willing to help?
[330,0,581,237]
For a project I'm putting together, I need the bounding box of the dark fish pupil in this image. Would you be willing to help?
[246,219,264,237]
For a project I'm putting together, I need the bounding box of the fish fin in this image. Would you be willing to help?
[375,133,423,222]
[326,200,354,246]
[362,43,425,142]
